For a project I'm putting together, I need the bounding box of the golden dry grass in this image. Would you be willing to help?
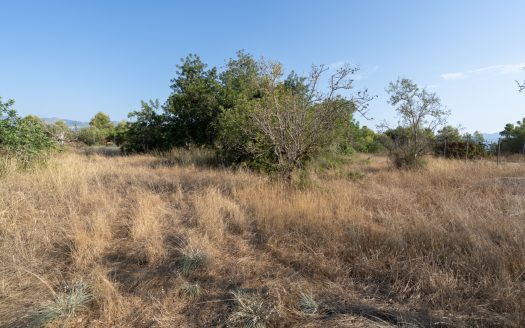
[0,149,524,327]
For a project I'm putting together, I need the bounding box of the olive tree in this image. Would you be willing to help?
[248,62,372,180]
[382,78,449,168]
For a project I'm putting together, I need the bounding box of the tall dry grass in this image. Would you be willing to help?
[0,149,523,327]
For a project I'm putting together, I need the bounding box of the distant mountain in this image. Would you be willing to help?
[482,132,501,144]
[41,117,90,129]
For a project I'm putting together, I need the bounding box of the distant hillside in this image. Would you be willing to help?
[41,117,90,129]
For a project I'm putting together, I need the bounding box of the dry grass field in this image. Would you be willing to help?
[0,149,524,327]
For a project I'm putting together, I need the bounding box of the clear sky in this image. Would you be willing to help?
[1,0,523,133]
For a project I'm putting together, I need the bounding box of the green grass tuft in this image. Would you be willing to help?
[32,282,90,326]
[179,248,208,274]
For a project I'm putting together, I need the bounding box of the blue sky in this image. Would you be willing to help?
[1,0,523,133]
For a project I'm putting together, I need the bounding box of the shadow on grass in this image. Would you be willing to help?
[79,146,124,157]
[320,301,451,327]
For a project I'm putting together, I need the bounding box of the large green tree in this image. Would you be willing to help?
[216,51,265,164]
[165,54,222,146]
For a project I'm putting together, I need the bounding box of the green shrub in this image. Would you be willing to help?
[76,126,110,146]
[0,97,55,169]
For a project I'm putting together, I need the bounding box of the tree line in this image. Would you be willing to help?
[1,52,524,174]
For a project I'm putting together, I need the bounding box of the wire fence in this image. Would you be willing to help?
[438,138,525,166]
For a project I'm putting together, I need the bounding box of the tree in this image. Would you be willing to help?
[346,123,382,153]
[472,131,485,144]
[77,112,115,146]
[240,61,372,179]
[217,51,266,164]
[89,112,113,129]
[47,120,72,145]
[499,118,525,153]
[113,121,129,146]
[122,100,167,153]
[76,127,108,146]
[383,78,449,168]
[436,125,462,144]
[165,54,222,146]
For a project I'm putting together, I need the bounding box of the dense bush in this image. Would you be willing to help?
[76,112,115,146]
[76,126,110,146]
[434,126,486,158]
[46,120,73,145]
[121,100,168,153]
[0,97,55,168]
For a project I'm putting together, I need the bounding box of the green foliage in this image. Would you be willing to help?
[120,52,372,178]
[471,131,485,144]
[217,51,264,165]
[382,78,448,168]
[121,100,168,153]
[0,97,55,168]
[89,112,113,129]
[441,141,486,159]
[499,118,525,153]
[436,125,462,143]
[217,57,370,179]
[47,120,73,144]
[345,122,382,153]
[434,126,486,159]
[165,54,222,146]
[113,120,129,146]
[77,112,115,146]
[76,126,108,146]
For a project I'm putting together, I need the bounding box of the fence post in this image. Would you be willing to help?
[444,138,447,158]
[497,139,501,167]
[465,138,469,161]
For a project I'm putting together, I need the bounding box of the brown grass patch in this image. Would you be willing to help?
[0,151,523,327]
